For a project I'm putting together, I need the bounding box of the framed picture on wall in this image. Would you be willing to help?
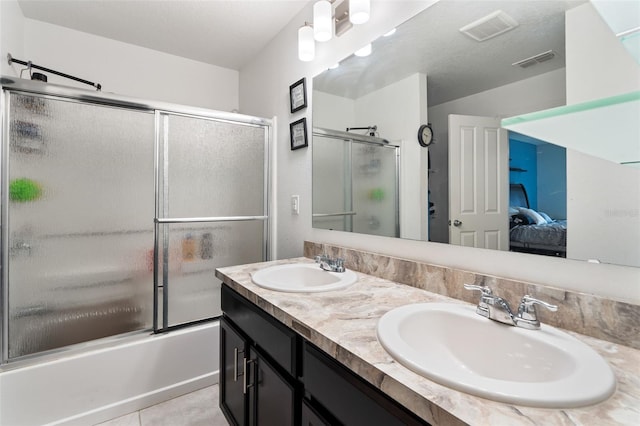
[290,118,308,150]
[289,78,307,113]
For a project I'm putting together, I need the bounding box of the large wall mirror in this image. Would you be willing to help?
[312,0,640,269]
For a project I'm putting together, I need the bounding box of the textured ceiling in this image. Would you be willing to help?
[17,0,310,70]
[313,0,587,106]
[17,0,589,104]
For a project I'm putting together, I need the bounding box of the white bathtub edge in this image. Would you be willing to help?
[0,321,220,426]
[48,371,219,426]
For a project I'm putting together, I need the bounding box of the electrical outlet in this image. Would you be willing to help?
[291,195,300,215]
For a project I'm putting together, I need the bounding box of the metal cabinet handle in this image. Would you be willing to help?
[233,348,245,382]
[243,357,255,395]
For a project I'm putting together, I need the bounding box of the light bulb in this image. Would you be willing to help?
[354,43,372,57]
[349,0,370,25]
[298,24,315,62]
[314,0,333,42]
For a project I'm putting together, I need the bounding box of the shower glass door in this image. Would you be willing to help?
[351,141,400,237]
[312,132,400,237]
[155,112,268,330]
[3,92,155,360]
[312,135,353,232]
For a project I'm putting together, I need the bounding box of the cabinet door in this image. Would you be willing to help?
[301,399,332,426]
[220,317,247,426]
[248,347,296,426]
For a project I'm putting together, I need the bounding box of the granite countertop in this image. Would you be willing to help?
[216,258,640,426]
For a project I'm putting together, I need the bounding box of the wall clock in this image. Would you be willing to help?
[418,124,433,147]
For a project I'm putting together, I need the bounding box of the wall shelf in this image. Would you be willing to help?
[501,91,640,166]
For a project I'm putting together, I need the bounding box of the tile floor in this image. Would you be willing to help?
[94,385,229,426]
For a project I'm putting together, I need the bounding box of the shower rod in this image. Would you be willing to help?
[7,53,102,91]
[346,125,377,136]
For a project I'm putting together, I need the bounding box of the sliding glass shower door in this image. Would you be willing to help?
[4,92,155,359]
[312,130,400,238]
[2,81,271,361]
[155,112,268,330]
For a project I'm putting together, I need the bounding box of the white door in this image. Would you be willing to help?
[448,114,509,250]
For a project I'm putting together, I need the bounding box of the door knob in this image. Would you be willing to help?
[453,219,462,227]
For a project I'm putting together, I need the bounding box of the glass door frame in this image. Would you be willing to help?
[152,110,271,333]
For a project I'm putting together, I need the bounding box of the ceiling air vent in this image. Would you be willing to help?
[512,50,556,68]
[460,10,519,42]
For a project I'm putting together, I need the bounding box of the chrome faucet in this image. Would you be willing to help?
[464,284,557,330]
[314,255,346,273]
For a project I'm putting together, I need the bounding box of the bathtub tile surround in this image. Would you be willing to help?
[304,241,640,350]
[216,258,640,425]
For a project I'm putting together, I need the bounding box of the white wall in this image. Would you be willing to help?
[565,2,640,267]
[313,90,355,129]
[1,2,239,111]
[241,1,640,304]
[0,0,25,76]
[566,1,640,103]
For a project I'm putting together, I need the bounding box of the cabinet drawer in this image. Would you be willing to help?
[222,284,298,376]
[303,342,429,426]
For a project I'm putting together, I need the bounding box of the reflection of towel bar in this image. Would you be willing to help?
[312,211,356,218]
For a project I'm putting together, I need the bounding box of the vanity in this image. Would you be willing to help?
[216,245,640,425]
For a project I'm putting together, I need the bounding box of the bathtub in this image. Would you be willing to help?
[0,321,219,426]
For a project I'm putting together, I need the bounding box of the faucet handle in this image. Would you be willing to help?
[463,284,493,295]
[463,284,493,318]
[515,295,558,329]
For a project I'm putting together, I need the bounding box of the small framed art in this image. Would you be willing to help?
[289,77,307,113]
[290,117,308,150]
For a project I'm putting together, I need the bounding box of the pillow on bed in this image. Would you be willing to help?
[538,211,553,223]
[517,207,547,225]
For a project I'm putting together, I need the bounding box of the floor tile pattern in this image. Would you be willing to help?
[94,385,229,426]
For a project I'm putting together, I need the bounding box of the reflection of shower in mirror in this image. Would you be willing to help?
[346,125,378,137]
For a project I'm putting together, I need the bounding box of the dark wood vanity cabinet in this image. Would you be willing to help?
[220,284,429,426]
[220,286,298,426]
[220,318,248,425]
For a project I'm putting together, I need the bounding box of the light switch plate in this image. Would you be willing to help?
[291,195,300,215]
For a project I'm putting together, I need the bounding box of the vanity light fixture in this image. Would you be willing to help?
[298,0,374,62]
[354,43,372,57]
[314,0,333,42]
[298,23,315,62]
[349,0,370,25]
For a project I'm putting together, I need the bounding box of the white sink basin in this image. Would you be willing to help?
[377,303,616,408]
[251,263,357,293]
